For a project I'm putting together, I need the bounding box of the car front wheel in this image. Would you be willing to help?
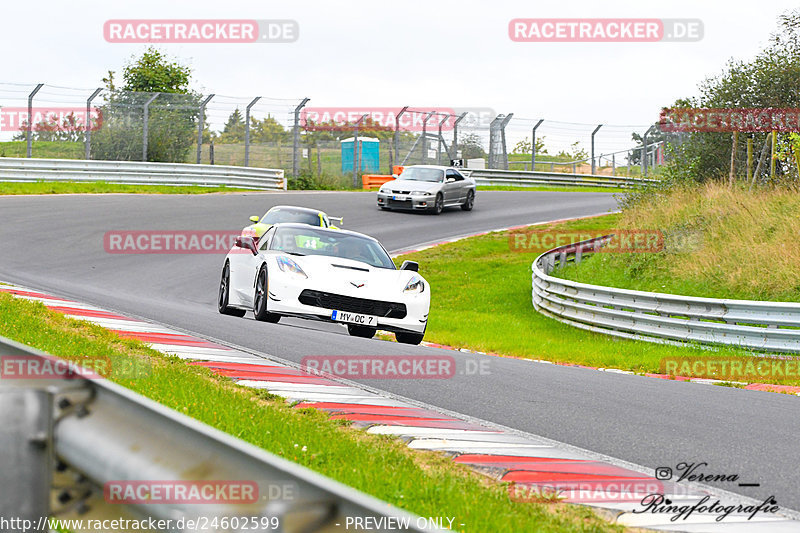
[431,193,443,215]
[253,266,281,323]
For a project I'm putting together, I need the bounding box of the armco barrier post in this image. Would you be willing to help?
[531,119,544,170]
[85,88,102,160]
[591,124,602,175]
[293,97,310,178]
[196,94,214,164]
[26,83,43,158]
[142,93,160,162]
[244,97,261,167]
[0,387,53,523]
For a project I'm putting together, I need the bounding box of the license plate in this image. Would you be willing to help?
[392,195,408,201]
[331,310,377,326]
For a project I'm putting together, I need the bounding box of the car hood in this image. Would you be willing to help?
[273,254,423,295]
[382,179,441,192]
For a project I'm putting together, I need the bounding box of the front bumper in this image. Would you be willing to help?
[266,274,429,334]
[376,192,434,210]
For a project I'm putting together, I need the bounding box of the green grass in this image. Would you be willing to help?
[395,214,800,386]
[0,141,84,159]
[0,292,621,533]
[0,181,253,195]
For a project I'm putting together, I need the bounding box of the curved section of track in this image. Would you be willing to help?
[1,190,798,512]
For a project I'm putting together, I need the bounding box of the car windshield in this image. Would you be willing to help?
[398,167,444,182]
[261,208,322,226]
[269,227,395,269]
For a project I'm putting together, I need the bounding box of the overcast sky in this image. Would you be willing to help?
[2,0,797,154]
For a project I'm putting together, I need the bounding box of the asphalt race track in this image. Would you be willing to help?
[1,190,798,512]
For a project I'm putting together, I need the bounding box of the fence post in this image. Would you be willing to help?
[746,136,753,180]
[729,131,738,187]
[499,113,513,170]
[196,94,214,164]
[142,93,160,162]
[26,84,44,158]
[612,153,616,176]
[85,88,102,160]
[352,114,368,188]
[437,113,449,165]
[642,125,655,177]
[393,106,408,172]
[531,119,544,171]
[452,112,467,160]
[591,124,602,175]
[770,130,777,180]
[244,97,261,167]
[292,97,310,177]
[421,111,434,164]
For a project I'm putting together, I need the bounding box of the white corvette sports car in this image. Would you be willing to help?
[217,223,430,345]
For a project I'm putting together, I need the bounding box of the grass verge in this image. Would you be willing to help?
[0,181,254,195]
[395,214,800,387]
[556,182,800,302]
[0,292,621,533]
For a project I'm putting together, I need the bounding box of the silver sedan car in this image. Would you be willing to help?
[376,165,476,215]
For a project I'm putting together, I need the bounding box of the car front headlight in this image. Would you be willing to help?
[276,256,308,278]
[379,187,390,193]
[403,275,425,293]
[410,190,432,196]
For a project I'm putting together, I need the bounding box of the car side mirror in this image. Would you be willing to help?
[400,260,419,272]
[249,216,260,223]
[446,177,456,183]
[234,235,258,255]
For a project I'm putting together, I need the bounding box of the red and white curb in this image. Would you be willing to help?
[2,281,797,532]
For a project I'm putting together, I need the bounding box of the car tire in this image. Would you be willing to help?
[461,190,475,211]
[253,266,281,323]
[396,330,425,345]
[431,193,444,215]
[347,324,376,338]
[218,262,246,317]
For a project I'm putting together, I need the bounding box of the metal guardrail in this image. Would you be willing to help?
[0,157,286,190]
[532,236,800,353]
[463,168,658,189]
[0,336,435,532]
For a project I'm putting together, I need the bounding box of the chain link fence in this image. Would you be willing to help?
[0,82,668,187]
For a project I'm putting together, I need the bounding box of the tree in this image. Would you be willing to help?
[250,115,289,143]
[91,48,200,162]
[555,141,588,161]
[457,133,486,159]
[512,136,547,155]
[217,109,245,143]
[663,10,800,184]
[121,48,192,93]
